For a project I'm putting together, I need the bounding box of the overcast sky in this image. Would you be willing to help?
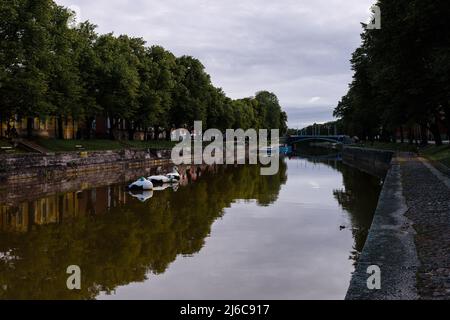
[56,0,374,129]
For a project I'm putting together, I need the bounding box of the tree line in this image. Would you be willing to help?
[0,0,288,140]
[334,0,450,145]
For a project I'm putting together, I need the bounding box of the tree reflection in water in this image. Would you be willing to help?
[295,153,382,264]
[0,163,288,299]
[289,148,382,264]
[331,161,382,263]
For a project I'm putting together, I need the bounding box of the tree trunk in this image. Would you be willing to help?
[420,123,429,146]
[444,105,450,142]
[165,128,172,141]
[72,118,76,140]
[54,117,57,138]
[27,117,33,139]
[154,127,160,141]
[85,117,93,140]
[128,129,135,141]
[57,116,64,140]
[408,127,414,144]
[380,128,390,142]
[109,119,117,140]
[127,120,135,141]
[430,119,443,146]
[400,126,404,144]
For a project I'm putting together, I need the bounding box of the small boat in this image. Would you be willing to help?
[153,183,179,192]
[128,177,154,190]
[166,167,181,181]
[279,145,292,155]
[148,175,177,184]
[129,190,154,202]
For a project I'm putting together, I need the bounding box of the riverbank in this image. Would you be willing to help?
[0,149,174,184]
[353,141,450,170]
[345,147,450,300]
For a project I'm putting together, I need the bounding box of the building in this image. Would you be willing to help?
[0,116,166,141]
[0,116,80,140]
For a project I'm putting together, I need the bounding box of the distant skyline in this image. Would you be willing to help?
[57,0,374,128]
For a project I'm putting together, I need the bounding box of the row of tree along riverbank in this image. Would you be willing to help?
[0,0,287,141]
[333,0,450,146]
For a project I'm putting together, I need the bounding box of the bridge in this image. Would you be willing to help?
[286,135,353,145]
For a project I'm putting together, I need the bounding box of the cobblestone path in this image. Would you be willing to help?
[401,155,450,300]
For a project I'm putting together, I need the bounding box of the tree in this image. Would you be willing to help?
[255,91,285,132]
[73,21,101,139]
[93,34,141,139]
[171,56,211,130]
[334,0,450,145]
[0,0,54,138]
[140,46,177,140]
[47,4,84,139]
[0,0,289,141]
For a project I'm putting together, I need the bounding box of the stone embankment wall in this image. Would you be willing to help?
[342,146,393,179]
[344,147,421,300]
[0,149,173,184]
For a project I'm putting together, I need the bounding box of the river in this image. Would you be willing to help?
[0,153,382,300]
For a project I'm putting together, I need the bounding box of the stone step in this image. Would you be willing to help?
[13,139,49,154]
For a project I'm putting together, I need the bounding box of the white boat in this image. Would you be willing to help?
[129,190,154,202]
[128,177,154,190]
[148,175,177,184]
[166,167,181,181]
[152,183,179,191]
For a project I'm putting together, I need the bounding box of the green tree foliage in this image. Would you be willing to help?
[71,21,101,138]
[334,0,450,145]
[171,56,212,129]
[0,0,288,140]
[0,0,55,137]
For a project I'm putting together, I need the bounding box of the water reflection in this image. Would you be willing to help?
[331,161,382,262]
[0,163,287,299]
[0,156,381,300]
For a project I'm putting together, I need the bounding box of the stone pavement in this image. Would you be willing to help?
[347,153,450,300]
[400,155,450,300]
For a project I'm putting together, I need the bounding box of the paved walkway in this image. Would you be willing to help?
[347,153,450,300]
[401,155,450,299]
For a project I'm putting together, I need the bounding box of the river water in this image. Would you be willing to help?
[0,153,382,300]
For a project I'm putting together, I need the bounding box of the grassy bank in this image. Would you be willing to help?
[353,142,419,153]
[37,139,177,152]
[0,139,11,148]
[0,139,27,154]
[420,145,450,168]
[353,141,450,169]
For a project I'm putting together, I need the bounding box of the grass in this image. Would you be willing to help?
[36,138,177,152]
[353,141,419,153]
[0,139,12,148]
[353,141,450,168]
[420,145,450,168]
[0,138,28,154]
[121,140,177,150]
